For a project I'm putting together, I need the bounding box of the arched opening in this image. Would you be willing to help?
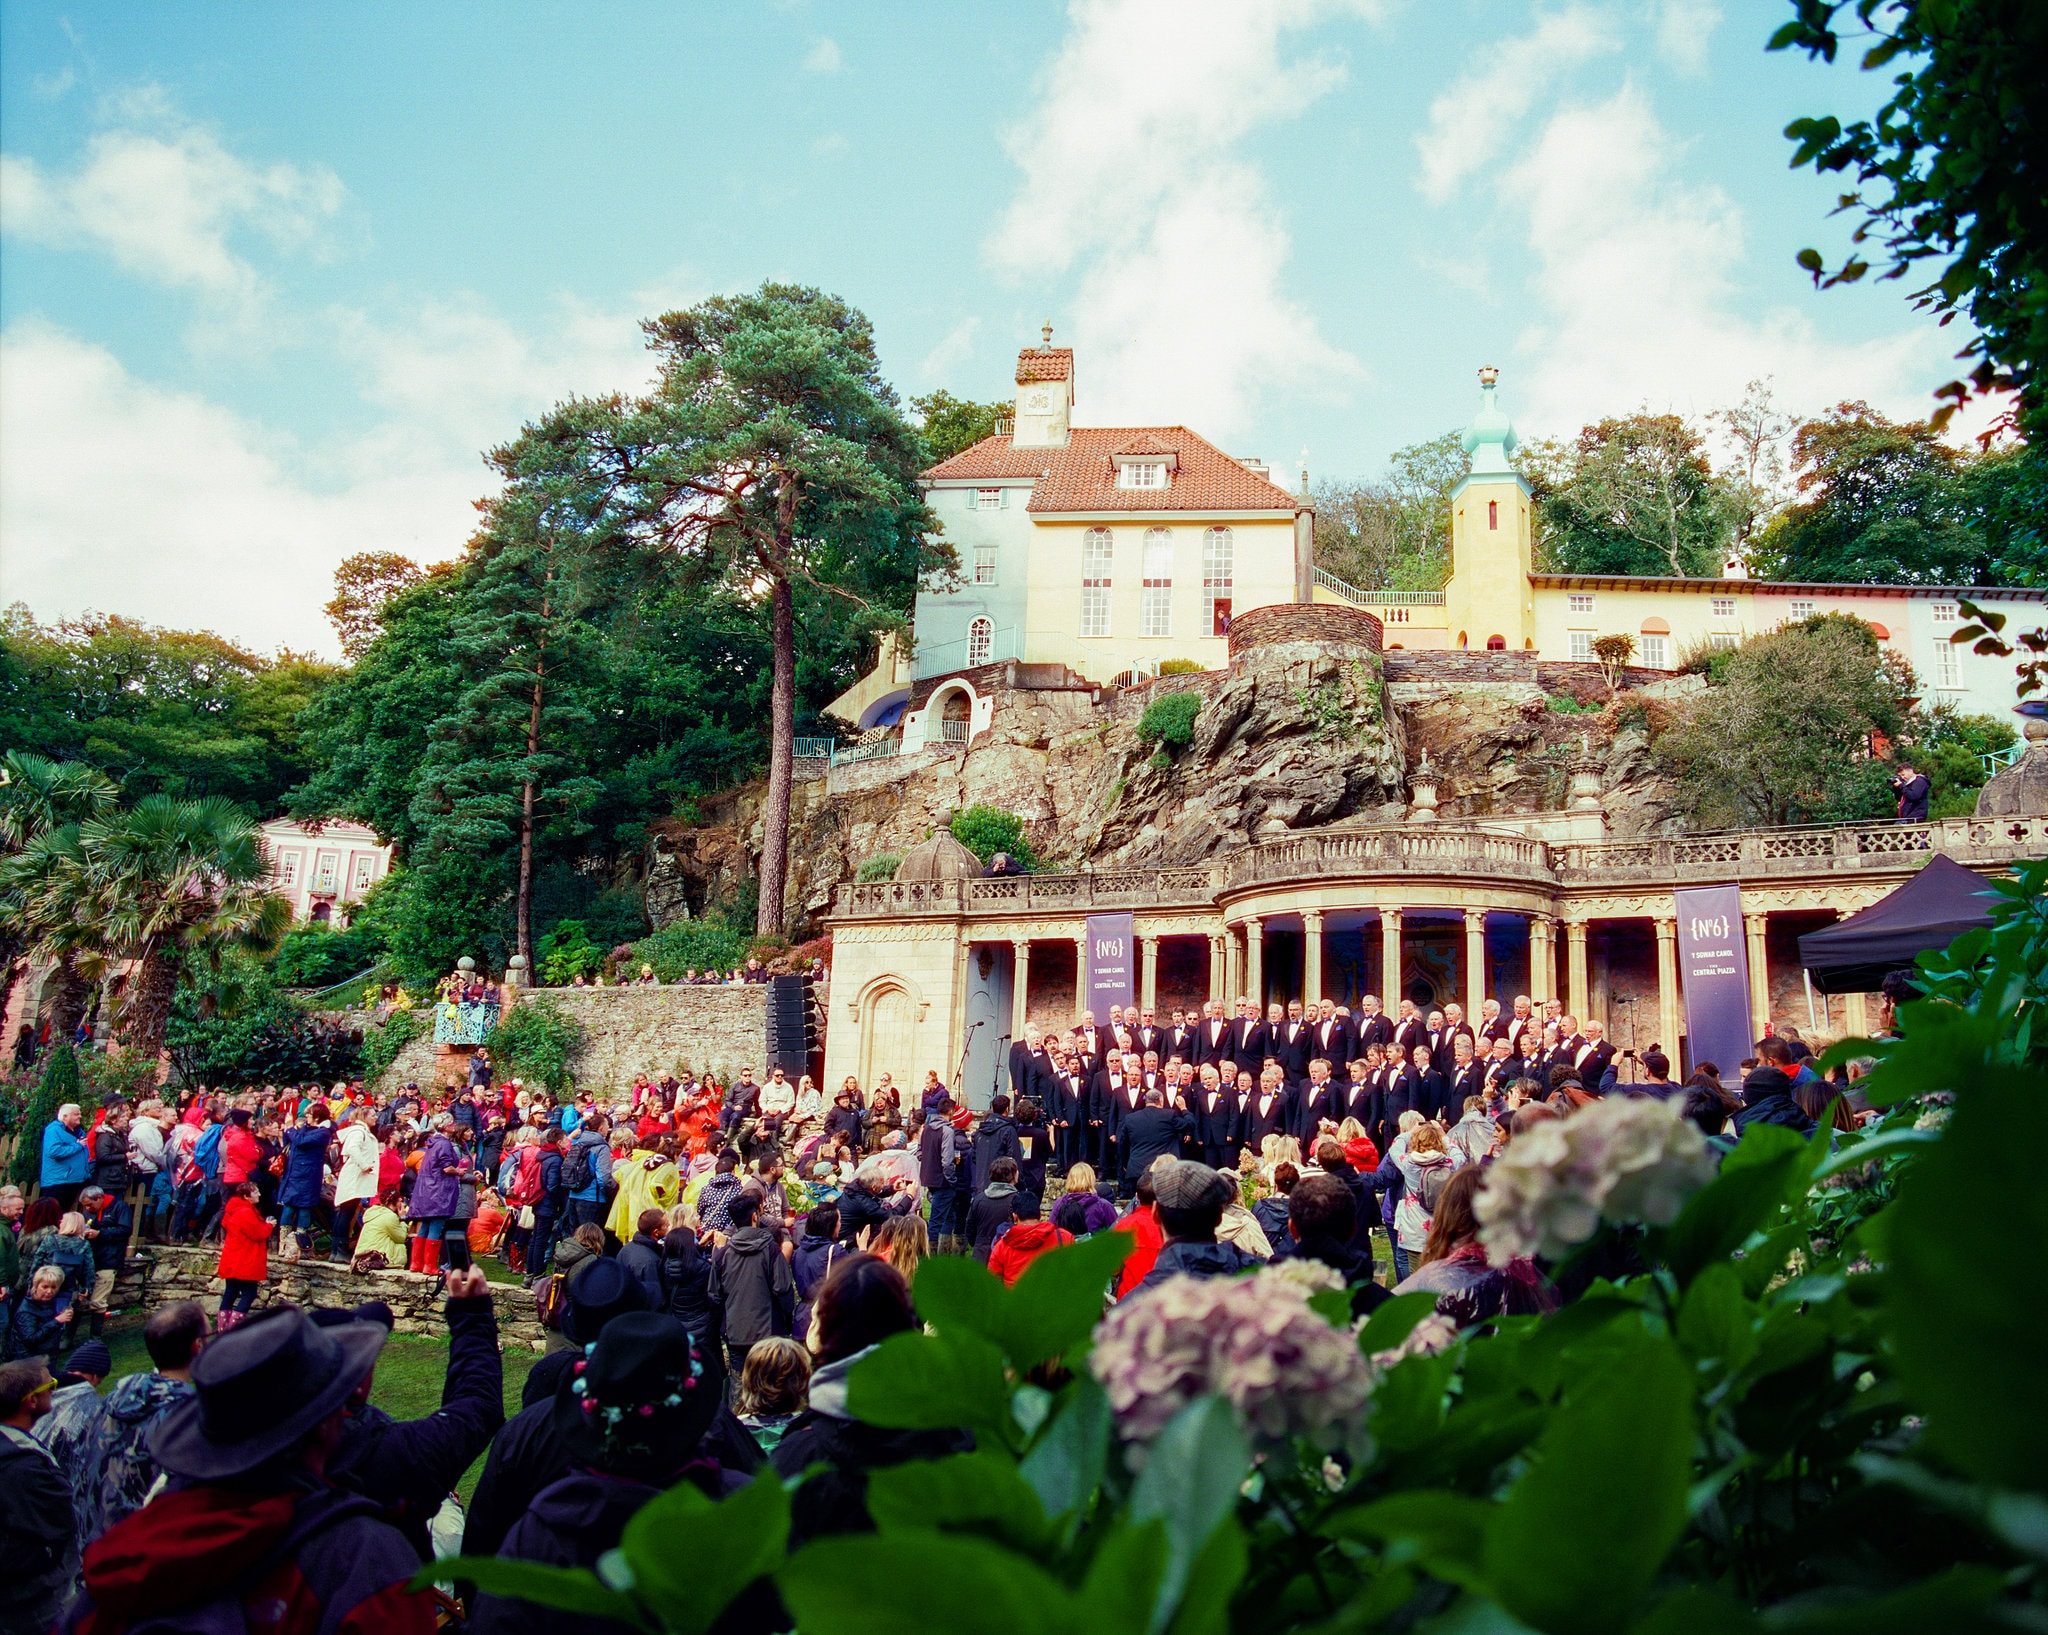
[1486,634,1507,651]
[861,984,916,1091]
[311,902,333,924]
[1457,631,1469,650]
[966,616,993,667]
[1523,638,1536,650]
[1488,500,1499,530]
[934,686,972,745]
[1389,643,1405,651]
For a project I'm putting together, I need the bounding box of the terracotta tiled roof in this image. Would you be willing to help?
[924,427,1304,514]
[1112,433,1178,457]
[1015,347,1074,384]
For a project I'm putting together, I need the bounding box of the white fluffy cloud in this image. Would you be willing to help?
[987,0,1379,440]
[1505,84,1948,435]
[0,108,343,316]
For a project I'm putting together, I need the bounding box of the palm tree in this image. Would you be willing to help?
[0,753,118,1037]
[71,795,292,1058]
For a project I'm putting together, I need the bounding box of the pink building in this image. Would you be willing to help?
[259,818,392,924]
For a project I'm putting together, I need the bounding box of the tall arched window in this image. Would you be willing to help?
[1203,527,1233,636]
[1488,500,1499,530]
[1141,528,1173,637]
[966,616,993,666]
[1081,528,1113,637]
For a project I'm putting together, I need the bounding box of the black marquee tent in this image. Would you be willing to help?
[1797,854,2003,993]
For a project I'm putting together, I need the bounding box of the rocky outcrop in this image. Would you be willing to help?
[642,645,1691,938]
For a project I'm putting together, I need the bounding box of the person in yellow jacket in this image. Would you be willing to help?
[606,1145,681,1240]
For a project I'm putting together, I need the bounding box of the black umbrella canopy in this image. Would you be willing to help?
[1798,854,2003,994]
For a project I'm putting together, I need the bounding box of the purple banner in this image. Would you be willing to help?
[1085,912,1136,1018]
[1675,884,1752,1076]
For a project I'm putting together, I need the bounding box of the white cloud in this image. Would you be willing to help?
[919,316,982,383]
[986,0,1379,441]
[1413,5,1620,203]
[1650,0,1722,74]
[1503,86,1949,436]
[0,105,344,316]
[804,36,843,74]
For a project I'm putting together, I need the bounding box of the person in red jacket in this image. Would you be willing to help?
[1111,1167,1166,1300]
[219,1108,263,1188]
[985,1192,1073,1287]
[215,1181,273,1332]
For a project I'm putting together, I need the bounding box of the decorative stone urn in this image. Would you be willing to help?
[1407,749,1439,824]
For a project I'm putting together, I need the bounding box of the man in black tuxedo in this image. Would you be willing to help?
[1342,1056,1378,1134]
[1572,1020,1617,1091]
[1275,1000,1313,1078]
[1192,1063,1239,1170]
[1435,1003,1477,1078]
[1394,1041,1449,1124]
[1167,1008,1196,1063]
[1477,998,1507,1044]
[1072,1010,1106,1075]
[1311,999,1354,1075]
[1554,1014,1586,1075]
[1133,1007,1166,1061]
[1049,1051,1087,1171]
[1008,1024,1055,1109]
[1481,1035,1522,1094]
[1193,1000,1233,1071]
[1352,994,1394,1053]
[1120,1088,1192,1190]
[1238,1064,1291,1155]
[1236,1002,1276,1081]
[1503,994,1537,1057]
[1445,1034,1485,1118]
[1100,1050,1149,1154]
[1293,1057,1340,1144]
[1390,999,1426,1064]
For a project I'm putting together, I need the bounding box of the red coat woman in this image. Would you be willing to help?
[216,1191,271,1283]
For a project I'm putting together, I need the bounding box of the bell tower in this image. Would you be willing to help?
[1443,366,1535,652]
[1012,322,1074,449]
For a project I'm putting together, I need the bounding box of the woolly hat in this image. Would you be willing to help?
[1151,1157,1235,1213]
[65,1339,112,1379]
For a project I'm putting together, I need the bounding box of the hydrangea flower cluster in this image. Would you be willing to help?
[1477,1094,1718,1266]
[1091,1265,1374,1456]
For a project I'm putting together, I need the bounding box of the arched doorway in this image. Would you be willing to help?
[1486,634,1506,651]
[861,984,916,1090]
[937,686,972,745]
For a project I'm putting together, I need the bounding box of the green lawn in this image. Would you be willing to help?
[100,1324,539,1504]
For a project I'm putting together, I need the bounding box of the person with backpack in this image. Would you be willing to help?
[563,1114,614,1233]
[525,1129,569,1284]
[658,1207,720,1346]
[56,1306,436,1635]
[790,1204,845,1343]
[501,1131,548,1274]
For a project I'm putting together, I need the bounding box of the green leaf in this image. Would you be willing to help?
[1368,1348,1460,1457]
[1627,1586,1758,1635]
[846,1328,1017,1446]
[1079,1516,1172,1635]
[1883,1064,2048,1492]
[779,1530,1076,1635]
[1359,1290,1440,1356]
[1665,1127,1805,1286]
[618,1470,789,1635]
[910,1232,1131,1372]
[1019,1375,1112,1526]
[1308,1286,1355,1329]
[416,1559,646,1629]
[1165,1517,1248,1635]
[1485,1337,1694,1635]
[1675,1262,1758,1375]
[1324,1491,1492,1594]
[865,1450,1052,1552]
[1128,1396,1250,1635]
[1763,1565,2007,1633]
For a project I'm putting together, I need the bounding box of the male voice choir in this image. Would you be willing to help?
[1011,993,1621,1186]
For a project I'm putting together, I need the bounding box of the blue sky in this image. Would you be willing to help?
[0,1,1963,654]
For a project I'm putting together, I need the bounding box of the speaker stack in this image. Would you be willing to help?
[766,973,814,1078]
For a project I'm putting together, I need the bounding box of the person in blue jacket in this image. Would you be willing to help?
[40,1103,91,1210]
[278,1104,337,1258]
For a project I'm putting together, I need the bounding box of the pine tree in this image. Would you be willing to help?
[9,1041,79,1189]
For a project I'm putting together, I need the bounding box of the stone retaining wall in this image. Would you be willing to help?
[366,984,769,1097]
[111,1244,550,1349]
[1229,601,1385,656]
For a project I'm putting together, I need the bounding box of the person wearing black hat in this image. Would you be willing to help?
[58,1305,435,1635]
[312,1265,505,1563]
[469,1315,753,1635]
[1132,1159,1260,1295]
[462,1257,762,1563]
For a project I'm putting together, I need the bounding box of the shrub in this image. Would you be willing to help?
[1136,690,1203,753]
[359,1008,426,1087]
[484,997,581,1095]
[1158,658,1205,675]
[856,852,903,883]
[270,920,385,988]
[7,1044,83,1188]
[537,919,604,986]
[633,919,753,982]
[1544,693,1599,714]
[949,805,1039,870]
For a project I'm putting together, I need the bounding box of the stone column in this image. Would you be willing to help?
[1011,938,1031,1041]
[1528,915,1553,1003]
[1074,932,1090,1016]
[1380,908,1403,1010]
[1303,910,1325,1005]
[1566,920,1590,1021]
[1246,918,1264,1008]
[1745,911,1771,1038]
[1654,916,1680,1056]
[1140,936,1160,1011]
[951,932,974,1075]
[1225,925,1243,1002]
[1207,932,1225,1003]
[1464,909,1488,1017]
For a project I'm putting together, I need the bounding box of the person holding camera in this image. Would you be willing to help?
[1890,762,1931,822]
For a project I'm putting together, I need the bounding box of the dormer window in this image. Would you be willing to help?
[1119,462,1167,490]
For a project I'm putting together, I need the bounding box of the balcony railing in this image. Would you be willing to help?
[1313,568,1448,607]
[830,815,2048,918]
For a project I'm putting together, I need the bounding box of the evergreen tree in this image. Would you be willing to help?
[8,1042,79,1189]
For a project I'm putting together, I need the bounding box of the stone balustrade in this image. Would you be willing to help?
[832,815,2047,919]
